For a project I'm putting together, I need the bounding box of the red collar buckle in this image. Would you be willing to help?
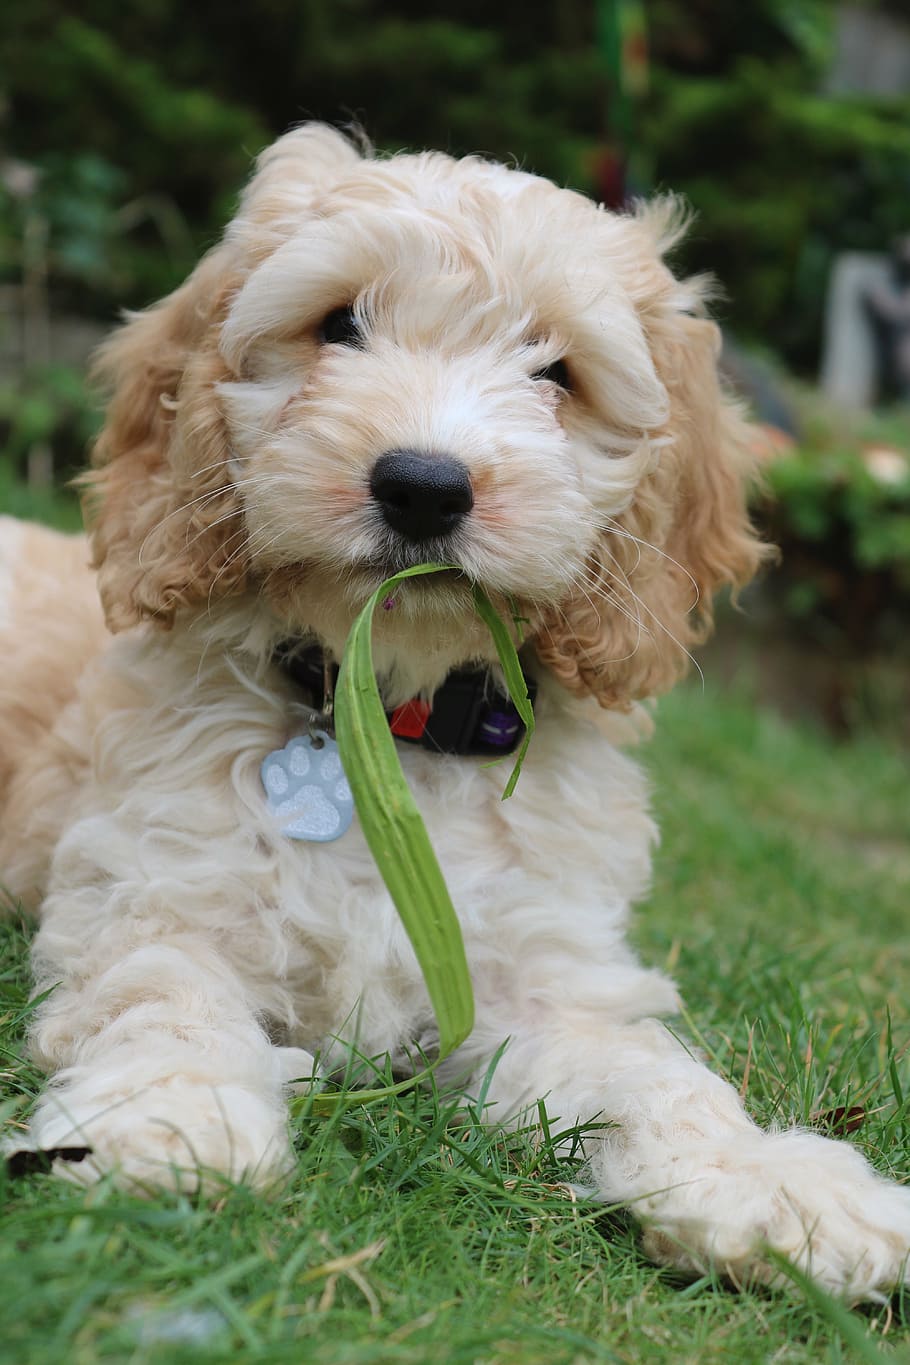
[389,698,432,740]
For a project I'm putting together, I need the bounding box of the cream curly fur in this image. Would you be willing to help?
[2,126,909,1302]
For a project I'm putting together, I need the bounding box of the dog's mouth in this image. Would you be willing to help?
[352,561,476,615]
[362,538,465,576]
[352,551,471,592]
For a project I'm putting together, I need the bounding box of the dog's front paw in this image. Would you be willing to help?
[29,1072,294,1195]
[633,1131,910,1302]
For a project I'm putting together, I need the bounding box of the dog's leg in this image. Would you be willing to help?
[25,928,311,1193]
[471,997,910,1301]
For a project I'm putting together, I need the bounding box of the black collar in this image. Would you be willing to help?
[276,643,535,757]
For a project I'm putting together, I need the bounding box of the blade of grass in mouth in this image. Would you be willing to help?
[298,562,533,1115]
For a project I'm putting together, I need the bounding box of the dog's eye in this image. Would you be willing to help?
[319,305,362,347]
[532,359,571,391]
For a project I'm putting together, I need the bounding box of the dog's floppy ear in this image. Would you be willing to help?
[535,224,766,707]
[85,124,363,633]
[85,247,244,632]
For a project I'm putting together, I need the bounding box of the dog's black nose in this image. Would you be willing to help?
[369,450,474,542]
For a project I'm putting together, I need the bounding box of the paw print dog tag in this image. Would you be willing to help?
[261,733,354,842]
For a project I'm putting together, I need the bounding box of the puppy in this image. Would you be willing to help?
[2,125,909,1301]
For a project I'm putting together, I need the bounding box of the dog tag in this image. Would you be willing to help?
[261,733,354,842]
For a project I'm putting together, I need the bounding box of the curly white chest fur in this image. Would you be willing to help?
[32,630,665,1072]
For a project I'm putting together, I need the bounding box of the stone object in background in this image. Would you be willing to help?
[820,252,892,410]
[863,237,910,403]
[827,4,910,97]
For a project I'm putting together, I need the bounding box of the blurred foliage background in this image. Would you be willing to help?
[5,0,910,350]
[1,0,909,731]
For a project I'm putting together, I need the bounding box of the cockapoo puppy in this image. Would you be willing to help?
[1,125,908,1301]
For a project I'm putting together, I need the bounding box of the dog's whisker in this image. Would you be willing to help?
[198,525,270,624]
[187,455,237,480]
[136,473,268,565]
[139,469,311,569]
[582,559,706,691]
[178,504,246,556]
[586,534,705,677]
[204,519,293,616]
[137,485,234,568]
[597,515,701,613]
[562,566,646,666]
[222,417,290,443]
[596,519,644,575]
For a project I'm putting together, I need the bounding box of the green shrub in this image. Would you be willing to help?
[757,411,910,655]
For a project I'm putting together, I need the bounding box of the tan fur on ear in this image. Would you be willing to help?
[85,123,364,633]
[535,308,768,708]
[84,248,247,632]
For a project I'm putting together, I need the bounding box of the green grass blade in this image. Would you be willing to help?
[766,1254,897,1364]
[471,584,535,799]
[334,564,475,1061]
[296,564,536,1116]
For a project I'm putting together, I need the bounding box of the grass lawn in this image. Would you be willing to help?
[2,684,910,1364]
